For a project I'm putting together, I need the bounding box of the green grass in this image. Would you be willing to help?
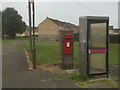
[109,44,119,65]
[35,41,59,64]
[74,42,79,63]
[24,41,59,65]
[23,40,118,65]
[69,74,86,82]
[2,38,118,65]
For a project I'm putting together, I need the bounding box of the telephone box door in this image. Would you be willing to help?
[88,23,108,75]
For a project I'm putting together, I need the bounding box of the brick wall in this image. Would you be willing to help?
[38,18,59,41]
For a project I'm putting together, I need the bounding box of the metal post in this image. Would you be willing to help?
[28,0,36,69]
[32,1,36,69]
[28,0,32,52]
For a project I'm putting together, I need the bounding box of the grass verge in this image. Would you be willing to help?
[23,40,118,65]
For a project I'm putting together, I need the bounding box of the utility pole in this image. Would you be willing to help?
[32,0,36,69]
[28,0,32,52]
[28,0,36,69]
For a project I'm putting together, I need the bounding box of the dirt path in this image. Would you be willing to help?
[2,40,78,88]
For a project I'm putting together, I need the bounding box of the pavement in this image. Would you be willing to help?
[2,40,78,88]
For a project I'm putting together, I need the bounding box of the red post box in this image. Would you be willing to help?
[59,30,74,69]
[64,36,73,55]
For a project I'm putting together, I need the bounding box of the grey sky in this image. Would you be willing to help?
[1,1,119,28]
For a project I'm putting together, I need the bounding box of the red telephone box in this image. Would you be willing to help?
[64,36,73,55]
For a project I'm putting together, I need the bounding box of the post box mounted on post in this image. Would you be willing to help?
[79,16,109,79]
[59,30,74,69]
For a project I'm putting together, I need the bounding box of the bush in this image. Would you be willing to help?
[109,35,119,43]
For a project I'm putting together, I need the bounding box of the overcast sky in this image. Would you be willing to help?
[0,0,119,28]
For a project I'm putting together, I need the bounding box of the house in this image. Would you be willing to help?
[24,26,38,36]
[112,28,120,35]
[38,17,78,41]
[109,26,120,35]
[16,25,38,37]
[108,26,120,35]
[108,26,120,43]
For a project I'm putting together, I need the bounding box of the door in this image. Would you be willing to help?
[88,23,107,74]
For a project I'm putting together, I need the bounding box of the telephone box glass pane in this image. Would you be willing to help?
[89,23,106,48]
[89,23,107,74]
[89,53,106,74]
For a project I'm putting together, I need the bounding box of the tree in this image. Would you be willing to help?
[2,7,26,39]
